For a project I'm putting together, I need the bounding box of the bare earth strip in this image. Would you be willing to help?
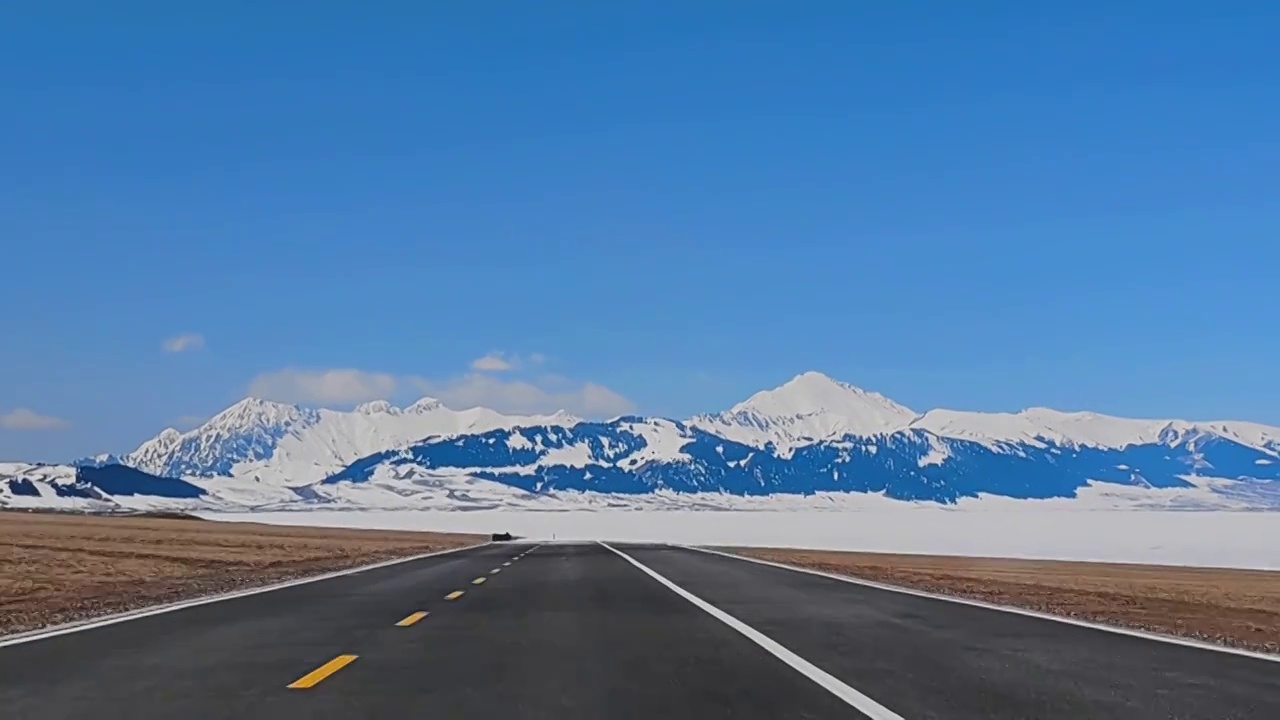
[0,511,484,636]
[733,547,1280,655]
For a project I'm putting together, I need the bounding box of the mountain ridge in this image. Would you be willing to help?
[112,396,582,483]
[89,371,1280,480]
[22,371,1278,512]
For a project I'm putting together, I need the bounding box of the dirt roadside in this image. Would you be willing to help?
[732,547,1280,655]
[0,511,484,636]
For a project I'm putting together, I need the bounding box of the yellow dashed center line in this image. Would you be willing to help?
[445,590,465,600]
[287,654,358,689]
[472,576,487,585]
[395,611,429,627]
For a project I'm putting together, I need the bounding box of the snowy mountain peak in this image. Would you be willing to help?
[155,427,182,443]
[733,371,915,420]
[227,396,286,410]
[117,397,318,478]
[405,396,444,414]
[139,428,185,460]
[209,397,308,426]
[689,372,918,454]
[355,400,399,415]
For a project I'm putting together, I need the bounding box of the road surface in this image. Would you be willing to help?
[1,542,1276,719]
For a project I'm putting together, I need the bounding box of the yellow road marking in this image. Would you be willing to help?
[445,590,465,600]
[490,568,501,574]
[287,654,358,689]
[395,611,428,627]
[472,577,487,585]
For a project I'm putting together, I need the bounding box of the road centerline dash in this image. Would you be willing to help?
[287,654,358,689]
[600,542,904,720]
[445,590,465,600]
[395,611,428,627]
[472,577,487,585]
[490,568,501,574]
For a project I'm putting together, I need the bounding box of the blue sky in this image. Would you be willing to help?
[3,3,1279,461]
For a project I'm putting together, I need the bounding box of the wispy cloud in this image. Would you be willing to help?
[409,373,634,418]
[162,333,206,353]
[469,351,552,373]
[175,414,207,429]
[248,368,397,405]
[0,408,71,431]
[470,352,516,372]
[243,356,633,418]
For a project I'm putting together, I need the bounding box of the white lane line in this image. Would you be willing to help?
[682,546,1280,664]
[600,542,903,720]
[490,568,501,574]
[0,542,490,649]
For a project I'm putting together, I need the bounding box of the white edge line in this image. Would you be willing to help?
[0,541,491,649]
[600,542,903,720]
[681,545,1280,664]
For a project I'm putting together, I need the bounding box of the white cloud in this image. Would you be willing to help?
[469,351,550,372]
[248,368,397,405]
[243,354,632,417]
[410,373,635,418]
[162,333,206,353]
[1,408,71,431]
[470,352,516,372]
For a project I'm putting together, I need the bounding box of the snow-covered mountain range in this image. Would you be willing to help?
[83,397,579,483]
[5,372,1279,512]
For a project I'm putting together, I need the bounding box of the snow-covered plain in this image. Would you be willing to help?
[201,505,1280,570]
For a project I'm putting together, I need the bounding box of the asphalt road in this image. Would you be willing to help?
[1,542,1276,719]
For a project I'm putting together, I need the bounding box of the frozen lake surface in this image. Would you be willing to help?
[202,507,1280,570]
